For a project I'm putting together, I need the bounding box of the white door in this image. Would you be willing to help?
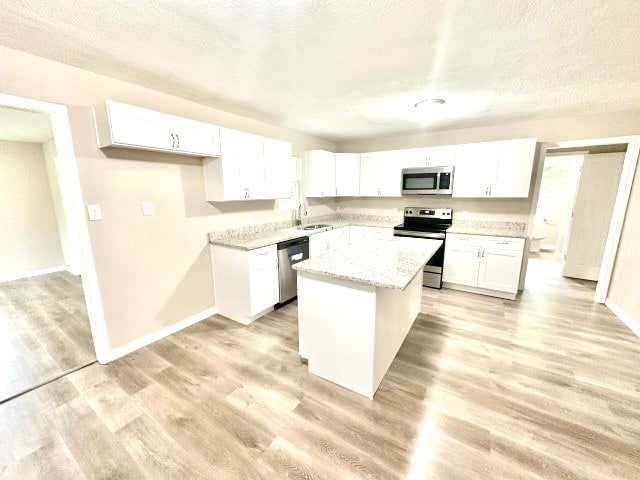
[378,150,404,197]
[238,132,265,199]
[359,153,380,196]
[249,265,279,314]
[477,245,523,293]
[264,138,294,199]
[491,138,537,198]
[219,128,244,201]
[425,145,456,167]
[170,116,220,156]
[443,246,481,286]
[403,147,429,168]
[335,153,360,196]
[563,153,624,280]
[452,142,498,198]
[305,150,335,197]
[108,101,170,150]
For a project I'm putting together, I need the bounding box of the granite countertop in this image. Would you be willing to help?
[209,214,402,250]
[292,237,442,290]
[448,220,528,239]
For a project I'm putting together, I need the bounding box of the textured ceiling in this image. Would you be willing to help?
[0,107,52,143]
[1,1,639,141]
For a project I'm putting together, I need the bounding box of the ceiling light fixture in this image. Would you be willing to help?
[414,98,446,108]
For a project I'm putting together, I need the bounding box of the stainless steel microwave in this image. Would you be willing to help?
[401,166,454,195]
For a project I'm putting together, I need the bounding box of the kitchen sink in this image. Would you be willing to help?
[297,224,332,231]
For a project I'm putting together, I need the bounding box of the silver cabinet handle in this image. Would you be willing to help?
[489,186,492,196]
[477,249,480,258]
[485,187,488,196]
[170,133,176,148]
[259,251,268,255]
[176,133,180,149]
[481,248,485,258]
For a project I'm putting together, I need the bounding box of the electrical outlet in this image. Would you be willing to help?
[247,213,254,223]
[392,207,398,215]
[336,206,341,213]
[142,201,156,216]
[87,204,103,221]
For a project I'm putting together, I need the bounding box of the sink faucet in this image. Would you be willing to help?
[295,203,307,226]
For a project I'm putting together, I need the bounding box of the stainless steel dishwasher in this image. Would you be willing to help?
[277,236,310,305]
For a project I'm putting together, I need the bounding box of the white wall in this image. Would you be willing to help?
[0,140,64,280]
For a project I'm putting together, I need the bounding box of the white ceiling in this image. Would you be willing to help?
[0,107,52,143]
[1,1,639,141]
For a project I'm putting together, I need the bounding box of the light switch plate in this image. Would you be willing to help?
[87,204,102,221]
[142,201,156,216]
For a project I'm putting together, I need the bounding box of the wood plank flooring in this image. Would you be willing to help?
[1,257,639,479]
[0,272,94,402]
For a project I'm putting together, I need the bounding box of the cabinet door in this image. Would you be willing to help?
[443,245,481,286]
[335,153,360,196]
[359,153,380,196]
[452,142,499,198]
[425,145,456,167]
[218,128,244,201]
[490,138,537,198]
[305,151,335,197]
[107,101,170,150]
[249,265,279,314]
[170,116,220,156]
[264,138,294,199]
[378,150,404,197]
[403,147,429,168]
[477,242,523,293]
[238,132,265,199]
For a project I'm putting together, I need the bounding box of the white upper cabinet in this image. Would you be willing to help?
[452,138,536,198]
[94,100,220,156]
[360,150,403,197]
[491,138,537,198]
[305,150,336,197]
[205,128,293,201]
[335,153,361,196]
[264,138,295,199]
[452,142,499,198]
[403,145,456,168]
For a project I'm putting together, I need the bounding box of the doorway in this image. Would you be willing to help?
[527,139,638,302]
[0,104,96,402]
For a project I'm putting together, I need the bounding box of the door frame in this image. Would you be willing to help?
[528,135,640,303]
[0,93,110,362]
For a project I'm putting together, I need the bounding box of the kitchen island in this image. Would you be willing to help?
[293,237,442,399]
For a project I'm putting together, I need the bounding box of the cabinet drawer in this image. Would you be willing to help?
[363,227,393,240]
[247,245,277,269]
[446,233,483,248]
[484,237,525,251]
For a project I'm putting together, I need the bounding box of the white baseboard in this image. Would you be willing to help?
[0,265,67,284]
[99,306,218,364]
[605,299,640,338]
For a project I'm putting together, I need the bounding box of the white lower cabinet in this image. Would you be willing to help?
[443,234,525,299]
[211,244,279,324]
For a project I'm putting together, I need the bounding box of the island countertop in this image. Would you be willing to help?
[292,237,442,290]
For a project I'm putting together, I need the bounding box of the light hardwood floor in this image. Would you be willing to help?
[1,259,639,479]
[0,272,94,402]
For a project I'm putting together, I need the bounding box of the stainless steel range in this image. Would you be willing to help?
[393,207,452,289]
